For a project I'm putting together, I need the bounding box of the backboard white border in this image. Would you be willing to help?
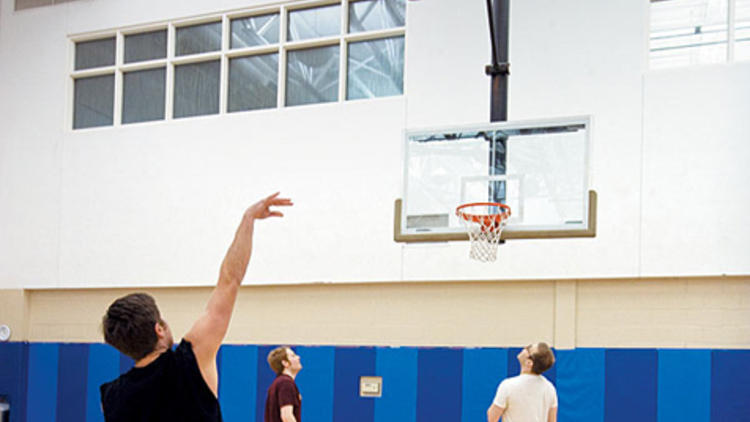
[399,115,594,238]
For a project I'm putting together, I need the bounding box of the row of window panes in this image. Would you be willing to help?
[649,0,750,69]
[74,1,405,70]
[72,0,406,129]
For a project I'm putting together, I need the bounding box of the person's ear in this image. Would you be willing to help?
[282,359,291,369]
[155,322,165,338]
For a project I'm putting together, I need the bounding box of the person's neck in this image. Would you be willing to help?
[520,368,537,376]
[282,368,298,380]
[134,345,168,368]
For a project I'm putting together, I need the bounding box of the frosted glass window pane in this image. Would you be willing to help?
[348,0,405,33]
[286,45,339,106]
[228,54,278,112]
[124,30,167,63]
[122,68,166,124]
[288,4,341,41]
[176,22,222,56]
[75,37,115,70]
[650,0,728,69]
[174,60,220,118]
[347,36,404,100]
[231,14,279,48]
[73,74,114,129]
[736,0,750,60]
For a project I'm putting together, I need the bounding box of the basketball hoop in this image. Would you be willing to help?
[456,202,511,262]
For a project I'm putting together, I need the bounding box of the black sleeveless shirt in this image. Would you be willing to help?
[100,340,222,422]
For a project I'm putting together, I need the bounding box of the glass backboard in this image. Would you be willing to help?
[396,116,596,242]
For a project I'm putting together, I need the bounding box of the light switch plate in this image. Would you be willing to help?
[359,376,382,397]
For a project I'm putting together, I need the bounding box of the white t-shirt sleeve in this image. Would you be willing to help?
[492,380,509,408]
[547,382,558,408]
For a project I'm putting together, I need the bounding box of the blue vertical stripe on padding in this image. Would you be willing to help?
[374,347,418,422]
[417,348,463,422]
[296,346,335,422]
[461,348,507,422]
[557,348,604,422]
[711,350,750,421]
[218,345,258,422]
[118,352,133,374]
[507,347,521,377]
[85,344,119,422]
[604,349,657,422]
[657,349,710,422]
[56,343,89,422]
[544,349,557,386]
[0,342,29,422]
[27,343,59,422]
[255,345,277,422]
[333,347,375,422]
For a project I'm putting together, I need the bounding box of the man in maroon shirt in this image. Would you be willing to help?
[264,347,303,422]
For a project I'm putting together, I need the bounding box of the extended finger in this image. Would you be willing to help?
[269,198,293,206]
[263,192,281,204]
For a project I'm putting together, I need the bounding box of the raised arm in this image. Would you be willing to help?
[184,192,292,395]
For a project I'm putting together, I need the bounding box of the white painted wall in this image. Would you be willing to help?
[0,0,748,288]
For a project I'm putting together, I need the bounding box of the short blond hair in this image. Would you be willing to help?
[267,346,290,375]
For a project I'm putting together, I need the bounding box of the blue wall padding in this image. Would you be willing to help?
[374,347,417,422]
[544,353,557,385]
[507,347,521,376]
[711,350,750,421]
[56,344,89,422]
[2,342,750,422]
[295,346,335,422]
[333,347,375,422]
[26,343,59,422]
[605,349,658,422]
[218,345,258,422]
[254,345,276,422]
[0,342,28,422]
[417,348,463,422]
[658,349,710,422]
[461,348,507,422]
[557,348,604,422]
[118,353,133,375]
[85,344,119,422]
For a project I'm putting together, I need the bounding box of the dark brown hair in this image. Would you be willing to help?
[530,342,555,374]
[267,346,290,375]
[102,293,161,360]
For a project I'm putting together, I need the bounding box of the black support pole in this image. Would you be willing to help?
[486,0,510,123]
[486,0,510,207]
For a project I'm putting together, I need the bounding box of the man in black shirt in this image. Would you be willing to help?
[100,192,292,422]
[264,347,303,422]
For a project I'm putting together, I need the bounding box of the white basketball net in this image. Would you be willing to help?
[457,204,510,262]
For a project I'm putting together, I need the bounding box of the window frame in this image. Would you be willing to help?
[68,0,407,130]
[648,0,748,70]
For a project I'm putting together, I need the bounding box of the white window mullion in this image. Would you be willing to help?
[339,0,348,102]
[67,39,76,130]
[279,5,289,108]
[220,14,230,115]
[113,31,124,126]
[165,23,175,121]
[729,0,737,61]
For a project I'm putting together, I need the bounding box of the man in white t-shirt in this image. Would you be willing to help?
[487,342,558,422]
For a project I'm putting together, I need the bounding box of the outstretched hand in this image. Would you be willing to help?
[244,192,293,220]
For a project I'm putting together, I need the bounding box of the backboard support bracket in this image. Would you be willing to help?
[393,190,597,243]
